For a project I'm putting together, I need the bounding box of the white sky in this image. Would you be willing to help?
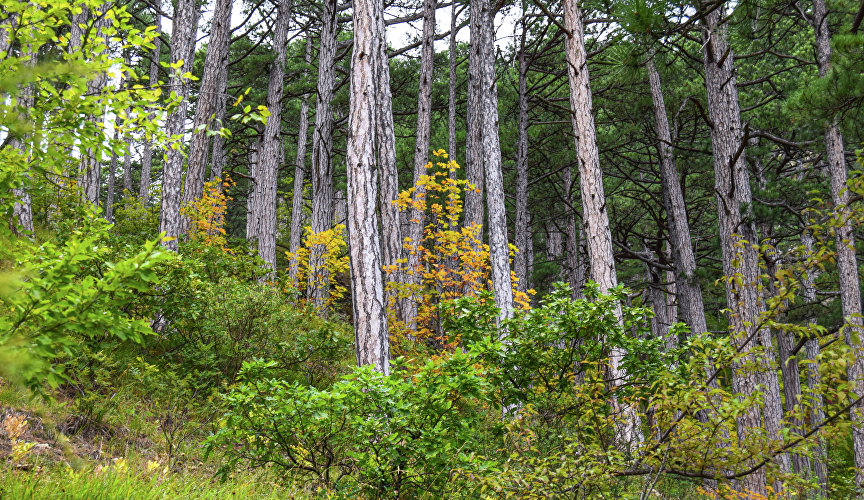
[161,2,521,57]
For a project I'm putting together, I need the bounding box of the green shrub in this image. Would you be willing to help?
[209,351,497,497]
[148,275,353,389]
[0,215,169,391]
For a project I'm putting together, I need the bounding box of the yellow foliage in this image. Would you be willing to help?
[284,225,349,309]
[697,484,779,500]
[4,414,35,463]
[388,149,534,348]
[182,176,234,250]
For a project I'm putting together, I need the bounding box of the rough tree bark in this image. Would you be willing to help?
[476,0,513,322]
[772,255,810,476]
[348,0,391,375]
[644,252,672,346]
[755,159,810,477]
[525,221,534,291]
[209,62,229,182]
[246,140,260,241]
[546,224,562,259]
[140,8,161,200]
[288,35,313,285]
[0,13,8,54]
[374,0,403,320]
[404,0,437,330]
[255,0,293,272]
[70,7,87,50]
[448,2,459,168]
[646,56,708,339]
[158,0,199,250]
[700,3,788,491]
[307,0,337,309]
[812,0,864,487]
[562,165,583,298]
[463,0,485,239]
[513,30,530,294]
[563,0,641,444]
[183,0,233,209]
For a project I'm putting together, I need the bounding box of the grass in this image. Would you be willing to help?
[0,463,300,499]
[0,379,307,500]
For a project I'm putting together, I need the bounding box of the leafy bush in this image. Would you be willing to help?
[208,284,666,496]
[209,351,496,497]
[283,225,350,308]
[0,216,168,391]
[152,277,353,388]
[207,281,848,498]
[388,151,532,348]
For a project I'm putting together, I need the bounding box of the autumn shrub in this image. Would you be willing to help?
[283,224,350,309]
[182,176,235,251]
[388,150,532,350]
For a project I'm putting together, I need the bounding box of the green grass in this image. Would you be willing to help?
[0,464,302,500]
[0,380,308,500]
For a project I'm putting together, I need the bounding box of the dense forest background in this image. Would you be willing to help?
[2,0,864,497]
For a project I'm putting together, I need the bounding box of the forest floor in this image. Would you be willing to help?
[0,382,294,499]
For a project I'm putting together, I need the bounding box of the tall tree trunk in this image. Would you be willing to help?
[665,256,677,325]
[183,0,233,211]
[209,62,229,182]
[476,0,513,322]
[289,35,313,285]
[255,0,292,272]
[348,0,391,375]
[374,0,403,321]
[649,54,724,483]
[140,8,161,200]
[771,256,810,476]
[644,254,672,347]
[246,140,260,241]
[700,4,787,491]
[106,126,118,222]
[802,229,828,494]
[646,56,708,338]
[526,221,534,292]
[10,42,34,236]
[563,0,641,445]
[69,8,87,50]
[562,165,582,298]
[448,2,459,167]
[513,34,530,294]
[122,139,133,194]
[404,0,437,330]
[308,0,337,309]
[812,0,864,487]
[756,161,810,477]
[0,12,12,55]
[158,0,199,251]
[463,0,484,239]
[546,224,562,259]
[80,6,111,208]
